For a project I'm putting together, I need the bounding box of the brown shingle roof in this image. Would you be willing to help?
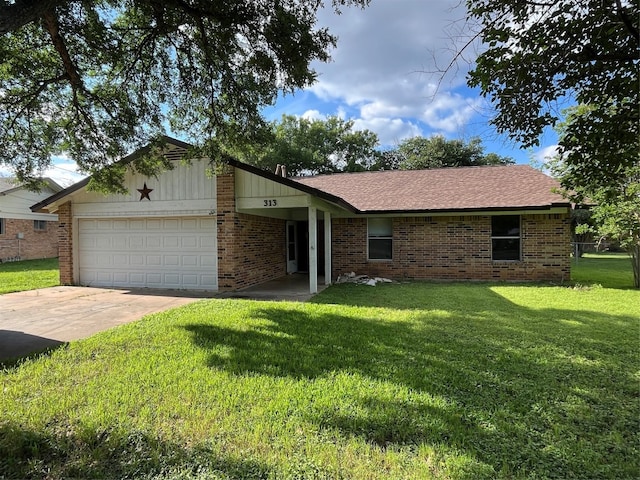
[293,165,568,213]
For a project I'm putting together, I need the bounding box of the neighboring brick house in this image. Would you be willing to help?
[0,177,62,262]
[32,137,572,293]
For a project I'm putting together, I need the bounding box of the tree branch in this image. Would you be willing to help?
[41,8,83,88]
[0,0,66,36]
[615,0,640,46]
[5,74,68,132]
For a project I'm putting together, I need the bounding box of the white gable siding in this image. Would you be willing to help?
[235,168,308,199]
[71,159,216,218]
[235,168,309,211]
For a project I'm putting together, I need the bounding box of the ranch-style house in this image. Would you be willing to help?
[32,137,572,293]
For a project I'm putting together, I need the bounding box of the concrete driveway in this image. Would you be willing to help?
[0,286,210,362]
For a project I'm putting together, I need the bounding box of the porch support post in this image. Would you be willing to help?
[324,211,331,285]
[308,206,318,294]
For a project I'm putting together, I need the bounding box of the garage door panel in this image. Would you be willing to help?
[164,236,180,248]
[147,219,162,229]
[183,256,198,266]
[78,217,217,290]
[96,220,113,230]
[165,255,179,266]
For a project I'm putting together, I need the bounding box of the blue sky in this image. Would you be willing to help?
[263,0,560,165]
[10,0,561,186]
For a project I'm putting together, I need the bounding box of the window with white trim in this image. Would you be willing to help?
[368,218,393,260]
[0,218,4,235]
[34,220,47,231]
[491,215,521,261]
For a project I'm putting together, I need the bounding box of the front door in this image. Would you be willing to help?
[286,221,298,273]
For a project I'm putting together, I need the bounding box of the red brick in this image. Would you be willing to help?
[0,218,58,262]
[331,214,571,283]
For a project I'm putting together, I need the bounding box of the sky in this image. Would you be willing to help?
[264,0,560,165]
[5,0,560,187]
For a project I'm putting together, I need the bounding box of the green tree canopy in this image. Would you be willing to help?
[240,114,380,176]
[0,0,369,188]
[464,0,639,193]
[552,106,640,288]
[395,135,514,170]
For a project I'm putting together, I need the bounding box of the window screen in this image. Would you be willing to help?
[491,215,521,261]
[368,218,392,260]
[34,220,47,231]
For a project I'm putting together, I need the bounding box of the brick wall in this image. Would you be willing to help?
[0,218,58,262]
[57,202,73,285]
[332,213,571,283]
[216,169,286,291]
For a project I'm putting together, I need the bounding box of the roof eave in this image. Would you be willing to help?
[357,204,572,216]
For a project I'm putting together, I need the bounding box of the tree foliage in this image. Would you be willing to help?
[552,107,640,288]
[570,170,640,288]
[239,114,380,176]
[465,0,639,193]
[396,135,514,170]
[0,0,369,188]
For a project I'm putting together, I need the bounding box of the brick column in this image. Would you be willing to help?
[57,202,74,285]
[216,168,238,291]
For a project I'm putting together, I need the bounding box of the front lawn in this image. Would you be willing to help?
[571,252,636,289]
[0,258,59,294]
[1,257,638,479]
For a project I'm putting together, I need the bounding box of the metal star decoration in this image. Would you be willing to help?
[137,182,153,201]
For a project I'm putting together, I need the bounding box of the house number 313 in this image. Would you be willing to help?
[263,199,277,207]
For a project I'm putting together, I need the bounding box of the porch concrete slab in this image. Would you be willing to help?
[221,274,328,301]
[0,286,210,361]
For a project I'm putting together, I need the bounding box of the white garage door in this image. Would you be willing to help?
[78,217,217,290]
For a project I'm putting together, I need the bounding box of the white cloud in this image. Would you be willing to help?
[44,164,86,187]
[420,94,484,133]
[531,144,560,172]
[352,117,422,146]
[536,145,560,162]
[297,1,500,148]
[301,109,325,121]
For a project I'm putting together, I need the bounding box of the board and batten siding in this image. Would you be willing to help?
[71,159,217,217]
[235,169,309,210]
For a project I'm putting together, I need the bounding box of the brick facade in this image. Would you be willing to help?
[0,218,59,262]
[57,202,74,285]
[217,170,286,291]
[331,213,571,283]
[51,165,570,290]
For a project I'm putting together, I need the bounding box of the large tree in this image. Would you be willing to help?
[239,114,380,176]
[552,106,640,287]
[395,135,514,170]
[463,0,639,193]
[0,0,369,188]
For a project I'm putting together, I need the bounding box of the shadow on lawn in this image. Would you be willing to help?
[183,285,638,478]
[0,422,271,479]
[0,330,66,367]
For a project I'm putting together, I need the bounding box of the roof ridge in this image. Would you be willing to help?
[294,163,530,180]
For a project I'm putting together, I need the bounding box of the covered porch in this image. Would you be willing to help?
[233,163,350,295]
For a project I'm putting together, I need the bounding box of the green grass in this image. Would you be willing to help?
[571,252,636,289]
[1,257,638,479]
[0,258,59,294]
